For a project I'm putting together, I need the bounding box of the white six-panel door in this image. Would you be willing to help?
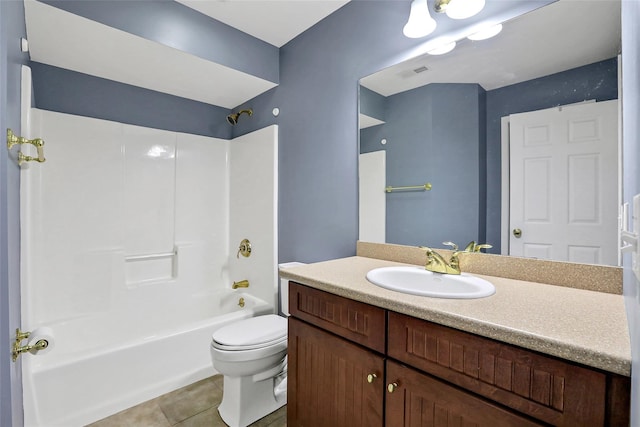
[509,100,618,265]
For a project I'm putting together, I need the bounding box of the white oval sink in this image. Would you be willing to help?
[366,266,495,299]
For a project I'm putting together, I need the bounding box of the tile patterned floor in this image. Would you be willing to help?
[88,375,286,427]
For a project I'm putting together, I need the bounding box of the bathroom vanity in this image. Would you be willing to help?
[282,255,631,427]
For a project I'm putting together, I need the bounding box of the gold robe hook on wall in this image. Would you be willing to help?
[6,128,46,165]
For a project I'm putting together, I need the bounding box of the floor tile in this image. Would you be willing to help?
[157,377,223,424]
[174,407,228,427]
[89,375,287,427]
[87,400,171,427]
[251,406,287,427]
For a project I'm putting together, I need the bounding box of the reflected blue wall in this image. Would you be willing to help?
[361,83,486,247]
[358,58,618,252]
[360,86,386,121]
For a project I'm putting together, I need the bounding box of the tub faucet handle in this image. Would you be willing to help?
[237,239,252,258]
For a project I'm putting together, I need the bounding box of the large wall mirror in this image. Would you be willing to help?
[358,0,621,266]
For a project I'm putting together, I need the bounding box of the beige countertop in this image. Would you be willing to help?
[280,256,631,377]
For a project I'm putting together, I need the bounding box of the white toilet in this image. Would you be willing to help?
[210,262,304,427]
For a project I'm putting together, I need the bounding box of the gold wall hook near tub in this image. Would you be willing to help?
[12,328,49,362]
[7,128,46,165]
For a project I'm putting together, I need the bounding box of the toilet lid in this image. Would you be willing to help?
[212,315,287,349]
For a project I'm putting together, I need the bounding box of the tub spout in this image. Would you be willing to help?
[232,280,250,289]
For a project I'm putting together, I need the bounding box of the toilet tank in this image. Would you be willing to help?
[278,262,306,316]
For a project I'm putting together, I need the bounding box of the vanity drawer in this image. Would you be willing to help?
[289,282,386,353]
[388,311,607,427]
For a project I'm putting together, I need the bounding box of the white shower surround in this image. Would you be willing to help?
[20,106,278,426]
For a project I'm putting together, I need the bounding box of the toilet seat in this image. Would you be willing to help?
[212,335,287,351]
[212,314,287,351]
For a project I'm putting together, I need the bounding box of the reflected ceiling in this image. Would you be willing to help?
[361,0,621,96]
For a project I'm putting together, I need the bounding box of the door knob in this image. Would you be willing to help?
[367,373,377,383]
[513,228,522,238]
[387,382,399,393]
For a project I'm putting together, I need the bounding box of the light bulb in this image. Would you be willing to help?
[446,0,485,20]
[403,0,437,39]
[428,41,456,55]
[467,23,503,41]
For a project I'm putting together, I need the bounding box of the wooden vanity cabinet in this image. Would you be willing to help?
[288,282,630,427]
[288,318,384,426]
[385,360,544,427]
[287,282,386,426]
[387,311,615,426]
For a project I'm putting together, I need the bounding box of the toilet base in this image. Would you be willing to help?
[218,374,286,427]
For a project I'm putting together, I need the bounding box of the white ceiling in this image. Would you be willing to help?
[361,0,621,96]
[176,0,350,47]
[24,0,348,109]
[24,0,280,109]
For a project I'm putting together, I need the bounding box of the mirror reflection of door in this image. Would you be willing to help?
[508,100,619,265]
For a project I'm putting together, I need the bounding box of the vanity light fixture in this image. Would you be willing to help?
[427,41,456,55]
[403,0,437,38]
[467,23,503,40]
[434,0,485,20]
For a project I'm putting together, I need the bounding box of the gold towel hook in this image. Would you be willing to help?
[7,128,46,165]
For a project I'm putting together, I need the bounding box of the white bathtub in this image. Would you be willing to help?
[22,290,273,427]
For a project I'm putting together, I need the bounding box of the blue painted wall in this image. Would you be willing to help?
[621,0,640,423]
[360,83,486,248]
[254,0,548,263]
[30,62,233,139]
[485,57,618,251]
[359,86,386,121]
[0,1,28,424]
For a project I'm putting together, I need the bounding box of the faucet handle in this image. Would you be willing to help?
[474,244,492,252]
[463,241,477,252]
[442,241,458,251]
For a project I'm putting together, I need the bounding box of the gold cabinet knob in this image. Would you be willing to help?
[367,373,377,383]
[387,382,399,393]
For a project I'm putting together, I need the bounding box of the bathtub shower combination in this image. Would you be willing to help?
[20,103,278,426]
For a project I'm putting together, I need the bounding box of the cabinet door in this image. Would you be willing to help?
[288,317,384,427]
[388,312,607,426]
[385,361,545,427]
